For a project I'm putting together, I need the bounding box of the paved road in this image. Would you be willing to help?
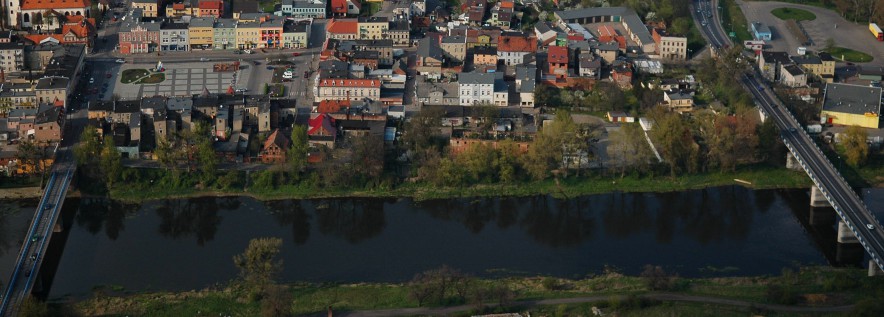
[693,0,731,48]
[738,0,884,66]
[311,292,853,317]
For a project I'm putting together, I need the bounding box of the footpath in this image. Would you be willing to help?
[308,293,854,317]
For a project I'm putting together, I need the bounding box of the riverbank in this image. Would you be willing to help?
[65,266,881,316]
[101,164,814,203]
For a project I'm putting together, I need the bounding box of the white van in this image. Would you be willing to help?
[282,71,293,79]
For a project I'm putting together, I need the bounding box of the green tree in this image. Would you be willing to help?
[233,237,284,293]
[534,84,560,108]
[196,138,218,185]
[403,106,444,152]
[349,135,385,183]
[608,123,653,177]
[261,284,292,317]
[522,111,580,180]
[154,137,177,171]
[842,125,869,167]
[74,128,101,167]
[670,17,691,35]
[18,295,49,317]
[649,109,700,176]
[99,136,122,186]
[288,125,309,178]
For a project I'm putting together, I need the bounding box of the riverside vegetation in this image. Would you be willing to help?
[26,238,884,316]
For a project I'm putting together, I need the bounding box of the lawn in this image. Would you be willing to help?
[721,0,752,42]
[120,69,149,84]
[259,0,278,13]
[137,73,166,84]
[771,7,816,21]
[826,47,874,63]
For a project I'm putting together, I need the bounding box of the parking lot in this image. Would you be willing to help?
[112,61,254,99]
[739,1,884,66]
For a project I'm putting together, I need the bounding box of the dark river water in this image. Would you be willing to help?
[1,186,883,299]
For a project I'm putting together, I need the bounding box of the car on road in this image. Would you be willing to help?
[30,235,41,242]
[292,52,301,57]
[89,77,94,84]
[106,72,112,78]
[304,71,309,78]
[235,88,248,93]
[200,57,210,62]
[789,127,797,133]
[233,50,243,54]
[266,66,275,70]
[243,49,253,54]
[868,224,876,230]
[253,61,260,65]
[115,59,125,63]
[282,71,293,79]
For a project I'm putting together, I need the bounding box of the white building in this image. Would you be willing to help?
[458,72,508,106]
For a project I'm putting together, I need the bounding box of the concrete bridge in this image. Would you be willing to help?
[0,148,76,316]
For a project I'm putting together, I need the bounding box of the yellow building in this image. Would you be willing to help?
[132,0,158,17]
[821,83,881,129]
[357,16,388,40]
[188,17,215,50]
[792,53,836,83]
[236,21,261,49]
[165,3,196,17]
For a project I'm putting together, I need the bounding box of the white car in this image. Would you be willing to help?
[235,88,248,93]
[115,59,126,63]
[243,49,253,54]
[868,224,876,230]
[282,71,293,79]
[89,77,94,84]
[200,57,210,62]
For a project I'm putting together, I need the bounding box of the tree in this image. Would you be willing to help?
[99,136,122,186]
[233,237,284,292]
[74,128,101,168]
[261,284,292,317]
[522,111,581,180]
[349,135,385,183]
[18,296,49,317]
[196,137,218,185]
[154,137,176,171]
[670,17,691,35]
[534,84,560,108]
[475,103,500,131]
[408,271,437,306]
[288,125,309,178]
[823,37,835,53]
[842,125,869,167]
[608,123,653,177]
[649,109,700,176]
[403,106,444,153]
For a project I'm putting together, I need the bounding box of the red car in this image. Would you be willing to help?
[292,52,301,57]
[105,72,112,78]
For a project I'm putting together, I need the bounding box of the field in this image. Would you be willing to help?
[826,47,874,63]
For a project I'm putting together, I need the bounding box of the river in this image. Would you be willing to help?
[1,186,882,300]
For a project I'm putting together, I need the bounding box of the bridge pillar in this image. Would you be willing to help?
[869,260,884,277]
[810,185,831,207]
[786,152,803,171]
[837,220,859,244]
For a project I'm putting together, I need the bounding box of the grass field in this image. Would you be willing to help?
[826,47,874,63]
[771,7,816,21]
[137,73,165,84]
[721,0,753,42]
[120,69,149,84]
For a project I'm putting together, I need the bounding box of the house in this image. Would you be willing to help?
[593,41,619,64]
[472,45,497,66]
[554,7,656,53]
[663,89,694,113]
[652,28,687,60]
[416,37,445,74]
[15,0,92,29]
[388,20,410,47]
[260,129,290,163]
[497,32,537,66]
[131,0,159,17]
[160,22,190,52]
[780,64,807,88]
[611,62,633,88]
[213,18,237,50]
[458,71,508,106]
[232,0,260,19]
[758,51,791,82]
[282,19,311,48]
[166,1,196,17]
[284,0,326,18]
[441,35,467,63]
[236,20,261,49]
[308,113,337,148]
[792,53,835,82]
[33,103,63,143]
[0,43,24,73]
[315,78,380,102]
[578,52,601,79]
[548,45,569,78]
[118,14,161,54]
[606,111,634,123]
[820,83,881,128]
[515,64,536,107]
[463,0,487,24]
[198,0,224,17]
[189,17,215,50]
[342,39,394,65]
[416,81,459,106]
[489,0,514,29]
[327,18,359,40]
[357,16,389,40]
[534,22,558,46]
[330,0,360,17]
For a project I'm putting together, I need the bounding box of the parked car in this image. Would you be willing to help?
[199,57,210,62]
[282,71,293,79]
[106,72,112,78]
[266,66,275,70]
[89,77,94,83]
[292,52,301,57]
[303,71,309,78]
[243,49,253,54]
[868,224,876,230]
[115,59,125,63]
[235,88,248,93]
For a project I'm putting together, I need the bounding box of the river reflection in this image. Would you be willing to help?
[41,186,856,298]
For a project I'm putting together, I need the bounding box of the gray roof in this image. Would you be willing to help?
[752,22,771,34]
[417,81,459,99]
[823,83,882,115]
[34,77,68,90]
[515,65,536,93]
[417,37,445,61]
[215,19,237,29]
[459,71,501,85]
[534,21,554,34]
[121,20,161,32]
[8,108,37,118]
[291,0,324,8]
[791,55,822,65]
[472,45,497,55]
[762,51,791,64]
[666,89,692,100]
[441,35,466,44]
[783,64,804,76]
[189,17,215,28]
[167,97,193,111]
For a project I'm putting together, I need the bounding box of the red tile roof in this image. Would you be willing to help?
[317,78,380,87]
[317,99,350,113]
[548,45,568,63]
[308,113,336,136]
[327,19,358,34]
[499,0,514,9]
[172,3,185,10]
[263,129,290,151]
[331,0,347,14]
[22,0,90,10]
[62,19,95,38]
[199,0,222,10]
[598,25,617,37]
[498,34,537,52]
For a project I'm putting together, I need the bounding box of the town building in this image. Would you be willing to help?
[821,83,881,129]
[458,71,508,106]
[489,0,513,29]
[166,1,196,17]
[472,45,497,66]
[326,18,358,40]
[213,19,237,50]
[652,28,687,60]
[131,0,159,17]
[416,81,459,106]
[663,89,694,113]
[758,51,791,82]
[260,129,290,163]
[388,20,410,47]
[791,52,836,82]
[282,20,311,48]
[515,64,536,107]
[0,43,25,72]
[160,21,190,51]
[497,32,537,66]
[199,0,224,18]
[282,0,326,18]
[554,7,656,53]
[330,0,360,17]
[780,64,807,87]
[236,20,261,49]
[315,78,381,101]
[357,16,388,40]
[15,0,92,29]
[441,35,467,63]
[188,17,215,50]
[548,45,569,78]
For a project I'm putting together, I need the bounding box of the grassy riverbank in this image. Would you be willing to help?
[66,266,883,316]
[99,164,813,203]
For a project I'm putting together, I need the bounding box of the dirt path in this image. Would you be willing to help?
[315,292,854,317]
[0,187,42,200]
